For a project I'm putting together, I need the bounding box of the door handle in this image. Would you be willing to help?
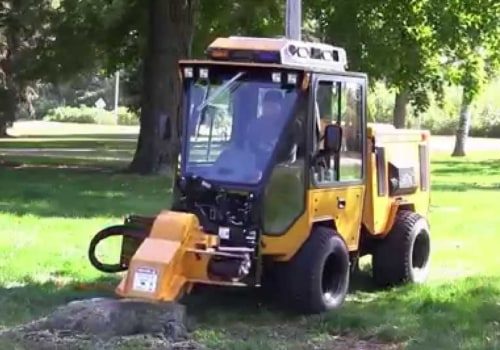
[337,197,346,209]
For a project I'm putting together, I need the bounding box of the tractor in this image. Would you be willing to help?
[88,36,431,314]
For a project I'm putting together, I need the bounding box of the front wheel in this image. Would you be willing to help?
[278,226,351,314]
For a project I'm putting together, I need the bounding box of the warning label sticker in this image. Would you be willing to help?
[132,267,158,293]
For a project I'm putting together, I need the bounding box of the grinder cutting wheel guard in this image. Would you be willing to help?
[88,35,432,315]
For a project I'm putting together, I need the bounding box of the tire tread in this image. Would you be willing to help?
[372,210,428,286]
[278,226,350,314]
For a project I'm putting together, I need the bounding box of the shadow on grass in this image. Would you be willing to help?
[432,183,500,192]
[322,275,500,349]
[2,273,499,349]
[176,270,500,350]
[2,247,495,345]
[0,165,171,218]
[0,276,118,328]
[7,134,139,140]
[180,266,380,328]
[1,272,376,331]
[432,158,500,177]
[0,139,136,151]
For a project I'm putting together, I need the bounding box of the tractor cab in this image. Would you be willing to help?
[173,36,366,244]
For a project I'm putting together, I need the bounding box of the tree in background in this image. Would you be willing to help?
[126,0,286,174]
[128,0,198,174]
[0,0,53,136]
[0,23,16,136]
[307,0,444,129]
[17,0,285,173]
[193,0,284,57]
[3,0,499,160]
[129,0,286,174]
[308,0,500,161]
[429,0,500,156]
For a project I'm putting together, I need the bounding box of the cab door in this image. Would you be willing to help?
[308,73,367,251]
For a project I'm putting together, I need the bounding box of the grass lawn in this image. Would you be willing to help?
[0,127,499,349]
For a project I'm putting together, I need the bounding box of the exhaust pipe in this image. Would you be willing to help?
[285,0,302,40]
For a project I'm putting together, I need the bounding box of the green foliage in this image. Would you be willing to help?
[28,0,146,81]
[43,106,138,125]
[430,0,500,101]
[368,78,500,137]
[307,0,500,117]
[367,81,395,123]
[2,0,500,147]
[28,73,121,120]
[307,0,445,112]
[193,0,284,57]
[117,108,140,126]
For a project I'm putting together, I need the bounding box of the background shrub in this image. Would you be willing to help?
[39,77,500,137]
[368,78,500,137]
[43,106,139,126]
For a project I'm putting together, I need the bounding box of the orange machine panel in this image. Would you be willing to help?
[363,126,431,236]
[208,37,287,52]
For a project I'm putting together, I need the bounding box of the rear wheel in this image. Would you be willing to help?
[372,210,431,287]
[276,226,350,314]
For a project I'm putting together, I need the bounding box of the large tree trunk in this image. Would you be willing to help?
[0,0,22,138]
[0,51,18,138]
[128,0,198,175]
[451,88,473,157]
[393,90,409,129]
[0,90,16,137]
[0,118,9,137]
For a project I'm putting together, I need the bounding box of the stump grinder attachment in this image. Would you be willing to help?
[88,36,432,314]
[89,209,253,302]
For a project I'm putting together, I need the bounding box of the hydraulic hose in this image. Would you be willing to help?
[88,224,150,273]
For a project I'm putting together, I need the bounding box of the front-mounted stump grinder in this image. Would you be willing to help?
[88,36,432,314]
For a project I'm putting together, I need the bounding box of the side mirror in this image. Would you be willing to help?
[324,124,343,154]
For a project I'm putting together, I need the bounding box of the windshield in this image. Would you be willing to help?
[181,66,301,186]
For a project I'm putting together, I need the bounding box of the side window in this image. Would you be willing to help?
[312,78,364,185]
[262,98,307,235]
[316,81,340,132]
[341,81,363,180]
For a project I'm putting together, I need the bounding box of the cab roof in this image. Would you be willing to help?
[201,36,349,73]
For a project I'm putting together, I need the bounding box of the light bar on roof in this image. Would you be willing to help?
[281,39,347,71]
[206,36,348,71]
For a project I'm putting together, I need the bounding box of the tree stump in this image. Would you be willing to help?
[0,298,203,350]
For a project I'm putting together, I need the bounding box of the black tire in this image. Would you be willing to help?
[277,226,350,314]
[372,210,431,287]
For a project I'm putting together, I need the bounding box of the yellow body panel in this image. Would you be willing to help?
[362,126,430,236]
[116,211,208,301]
[262,185,365,260]
[261,209,310,258]
[115,238,186,300]
[309,186,365,250]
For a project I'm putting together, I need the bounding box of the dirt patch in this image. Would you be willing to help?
[308,334,404,350]
[0,298,204,350]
